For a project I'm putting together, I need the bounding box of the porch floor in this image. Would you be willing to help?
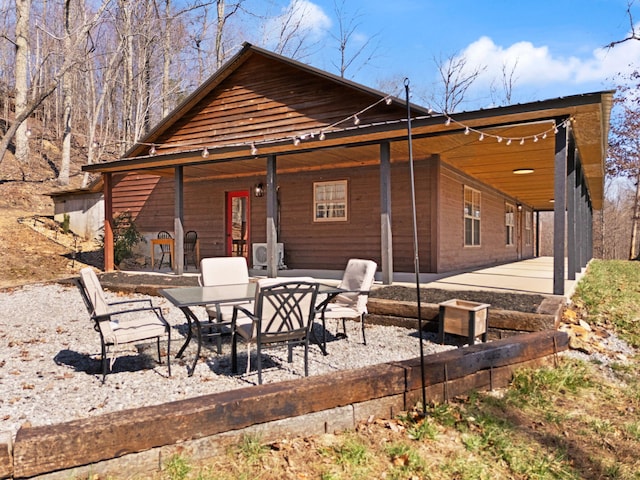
[125,256,582,301]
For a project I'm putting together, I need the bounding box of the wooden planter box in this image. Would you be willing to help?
[438,299,490,345]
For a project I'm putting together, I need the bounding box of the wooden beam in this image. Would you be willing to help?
[174,166,184,275]
[103,173,114,271]
[380,141,393,284]
[553,118,569,295]
[266,154,278,278]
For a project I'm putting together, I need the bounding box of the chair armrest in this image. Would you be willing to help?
[93,305,169,327]
[108,298,154,309]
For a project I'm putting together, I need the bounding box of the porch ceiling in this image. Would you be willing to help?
[86,91,611,211]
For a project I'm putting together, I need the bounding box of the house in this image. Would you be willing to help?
[83,43,612,295]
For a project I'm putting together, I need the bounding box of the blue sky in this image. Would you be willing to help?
[254,0,640,111]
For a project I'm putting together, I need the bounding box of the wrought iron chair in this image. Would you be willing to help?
[199,257,252,354]
[76,267,171,382]
[231,277,319,384]
[156,230,173,269]
[317,258,377,346]
[184,230,198,268]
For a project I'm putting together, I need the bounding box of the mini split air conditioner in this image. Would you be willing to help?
[252,243,285,269]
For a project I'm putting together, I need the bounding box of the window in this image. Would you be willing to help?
[505,203,515,246]
[464,186,481,246]
[525,211,532,246]
[314,180,347,222]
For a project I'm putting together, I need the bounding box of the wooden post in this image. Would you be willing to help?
[553,118,569,295]
[103,173,114,271]
[266,154,278,278]
[174,166,184,275]
[380,141,393,285]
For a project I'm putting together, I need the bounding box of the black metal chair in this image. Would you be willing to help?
[156,231,172,269]
[184,230,198,268]
[231,278,318,384]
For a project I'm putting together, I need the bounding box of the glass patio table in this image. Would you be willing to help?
[160,282,342,376]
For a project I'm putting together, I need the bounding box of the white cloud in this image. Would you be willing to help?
[454,33,640,101]
[264,0,332,46]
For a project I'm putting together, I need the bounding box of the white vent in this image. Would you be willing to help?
[252,243,285,269]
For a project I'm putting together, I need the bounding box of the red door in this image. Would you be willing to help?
[226,190,249,257]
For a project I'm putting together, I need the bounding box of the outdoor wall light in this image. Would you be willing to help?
[517,203,523,211]
[512,168,534,175]
[254,183,264,197]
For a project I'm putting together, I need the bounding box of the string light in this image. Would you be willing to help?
[464,126,470,135]
[506,138,512,146]
[353,115,360,126]
[497,136,503,143]
[149,144,156,155]
[319,131,326,141]
[445,117,451,126]
[293,137,300,146]
[250,143,258,155]
[202,147,209,158]
[520,138,525,145]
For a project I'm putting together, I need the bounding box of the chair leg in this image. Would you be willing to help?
[256,343,262,385]
[166,330,171,377]
[231,331,238,373]
[304,341,309,377]
[101,342,108,383]
[361,314,367,345]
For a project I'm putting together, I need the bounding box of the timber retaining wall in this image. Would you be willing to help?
[0,330,568,479]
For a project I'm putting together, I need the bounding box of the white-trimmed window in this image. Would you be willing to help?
[505,203,515,246]
[525,211,532,246]
[314,180,347,222]
[464,186,481,246]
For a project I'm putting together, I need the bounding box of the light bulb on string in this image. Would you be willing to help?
[479,133,484,141]
[202,147,209,158]
[533,136,538,143]
[520,138,525,145]
[251,143,258,155]
[149,145,156,155]
[497,136,503,143]
[554,126,559,133]
[319,131,326,141]
[464,126,470,135]
[385,96,392,105]
[445,117,451,126]
[542,132,547,139]
[506,138,512,145]
[293,137,300,146]
[353,115,360,125]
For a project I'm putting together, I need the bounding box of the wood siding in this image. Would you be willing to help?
[152,53,407,157]
[111,154,534,273]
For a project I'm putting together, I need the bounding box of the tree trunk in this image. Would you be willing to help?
[58,0,75,186]
[14,0,31,167]
[629,173,640,259]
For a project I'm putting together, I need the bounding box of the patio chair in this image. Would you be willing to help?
[318,258,377,346]
[184,230,198,268]
[76,267,171,382]
[199,256,252,354]
[231,277,319,384]
[156,231,173,269]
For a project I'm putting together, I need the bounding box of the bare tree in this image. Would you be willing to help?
[13,0,30,167]
[606,0,640,48]
[329,0,379,79]
[490,59,519,106]
[431,52,486,113]
[606,74,640,259]
[268,0,325,61]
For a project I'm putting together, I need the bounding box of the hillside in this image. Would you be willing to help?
[0,141,101,288]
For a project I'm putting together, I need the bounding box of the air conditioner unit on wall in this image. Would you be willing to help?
[252,243,285,269]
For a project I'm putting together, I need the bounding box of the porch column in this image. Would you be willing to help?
[553,117,569,295]
[174,166,184,275]
[266,154,278,278]
[103,172,114,271]
[567,133,577,280]
[380,141,393,284]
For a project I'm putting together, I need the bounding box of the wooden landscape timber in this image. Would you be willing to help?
[366,296,564,337]
[3,330,568,480]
